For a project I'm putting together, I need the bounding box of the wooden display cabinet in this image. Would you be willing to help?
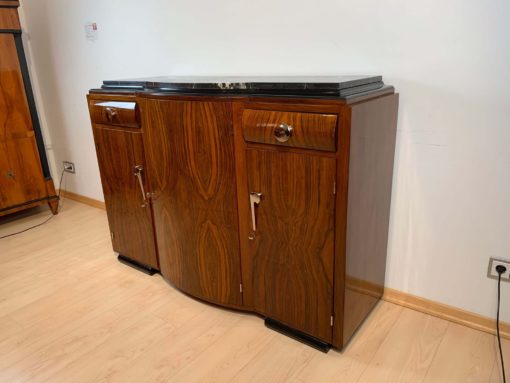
[0,1,58,216]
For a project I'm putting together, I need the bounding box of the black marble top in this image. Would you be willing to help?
[99,75,385,98]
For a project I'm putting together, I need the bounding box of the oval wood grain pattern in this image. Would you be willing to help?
[141,99,242,307]
[92,126,159,269]
[244,148,336,342]
[88,101,139,128]
[242,109,338,152]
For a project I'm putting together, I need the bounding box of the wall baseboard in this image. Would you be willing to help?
[60,189,105,210]
[59,189,509,340]
[383,287,510,340]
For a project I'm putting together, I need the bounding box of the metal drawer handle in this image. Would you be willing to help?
[133,165,147,208]
[274,123,293,143]
[105,107,117,122]
[248,192,263,240]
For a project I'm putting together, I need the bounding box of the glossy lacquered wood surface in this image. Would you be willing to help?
[0,34,32,141]
[88,100,139,128]
[141,99,242,307]
[242,109,338,152]
[333,93,399,348]
[0,7,19,29]
[0,32,54,214]
[244,148,336,342]
[0,136,47,208]
[88,89,398,348]
[92,126,159,269]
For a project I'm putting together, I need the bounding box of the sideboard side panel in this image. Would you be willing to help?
[337,93,399,348]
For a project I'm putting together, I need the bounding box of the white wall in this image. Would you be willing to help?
[18,0,510,321]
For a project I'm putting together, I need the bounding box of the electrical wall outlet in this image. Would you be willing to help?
[487,258,510,282]
[63,161,75,173]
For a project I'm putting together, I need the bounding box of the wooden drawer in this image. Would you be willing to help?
[89,101,139,128]
[0,8,21,30]
[242,109,338,152]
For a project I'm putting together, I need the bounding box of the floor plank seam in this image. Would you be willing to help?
[352,305,405,383]
[420,320,450,383]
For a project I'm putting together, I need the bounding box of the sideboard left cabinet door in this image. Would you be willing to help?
[93,127,159,270]
[244,149,336,342]
[141,99,242,307]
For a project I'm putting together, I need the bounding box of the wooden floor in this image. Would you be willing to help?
[0,200,508,383]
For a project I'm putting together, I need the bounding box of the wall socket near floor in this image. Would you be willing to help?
[487,257,510,282]
[63,161,75,174]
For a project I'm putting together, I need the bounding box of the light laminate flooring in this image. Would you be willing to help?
[0,200,508,383]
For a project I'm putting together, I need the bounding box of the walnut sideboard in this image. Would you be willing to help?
[87,76,399,351]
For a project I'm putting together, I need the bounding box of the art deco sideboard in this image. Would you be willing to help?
[87,76,398,351]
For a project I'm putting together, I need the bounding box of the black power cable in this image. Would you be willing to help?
[496,264,507,383]
[0,168,66,240]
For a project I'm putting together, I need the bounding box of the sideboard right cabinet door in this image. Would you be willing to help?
[245,149,336,342]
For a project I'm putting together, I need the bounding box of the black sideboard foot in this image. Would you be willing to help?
[117,254,157,276]
[264,317,331,353]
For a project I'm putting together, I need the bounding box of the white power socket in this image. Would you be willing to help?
[487,258,510,282]
[63,161,75,174]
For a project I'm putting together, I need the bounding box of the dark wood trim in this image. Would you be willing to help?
[14,32,52,179]
[0,28,21,33]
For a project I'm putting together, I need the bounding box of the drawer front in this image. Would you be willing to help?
[0,8,21,30]
[89,101,139,128]
[242,109,338,152]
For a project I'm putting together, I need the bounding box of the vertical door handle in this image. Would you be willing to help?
[133,165,147,208]
[105,107,117,122]
[249,192,263,240]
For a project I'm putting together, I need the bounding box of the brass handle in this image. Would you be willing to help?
[248,192,262,240]
[133,165,147,208]
[274,123,293,143]
[105,107,117,122]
